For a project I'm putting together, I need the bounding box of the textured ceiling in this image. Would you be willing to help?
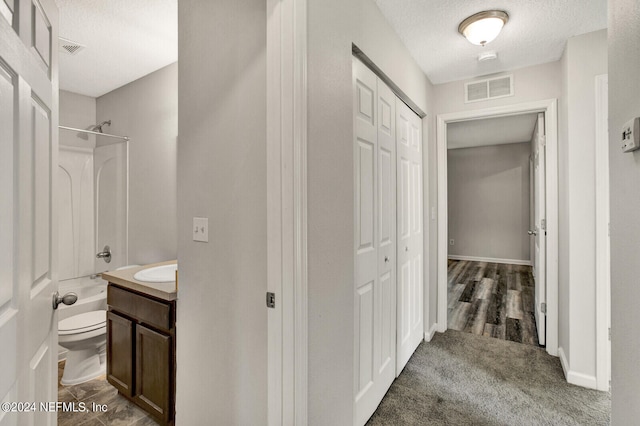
[374,0,607,84]
[55,0,177,98]
[448,114,538,150]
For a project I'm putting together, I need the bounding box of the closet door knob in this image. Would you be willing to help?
[384,256,389,263]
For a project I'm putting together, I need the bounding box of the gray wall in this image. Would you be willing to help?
[609,1,640,422]
[173,1,432,423]
[176,0,267,424]
[447,143,531,262]
[96,63,178,265]
[59,90,96,149]
[434,61,562,115]
[307,2,355,420]
[558,29,607,381]
[307,0,433,423]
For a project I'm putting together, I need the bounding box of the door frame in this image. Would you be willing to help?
[266,0,308,424]
[594,74,610,391]
[436,99,559,356]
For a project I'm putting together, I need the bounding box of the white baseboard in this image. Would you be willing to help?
[424,323,438,342]
[567,371,597,390]
[558,347,597,389]
[558,347,569,377]
[447,255,532,266]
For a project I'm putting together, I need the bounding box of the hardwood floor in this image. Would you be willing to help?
[447,259,541,347]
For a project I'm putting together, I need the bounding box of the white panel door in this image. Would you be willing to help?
[0,1,59,425]
[353,58,397,426]
[395,100,423,375]
[374,77,396,396]
[533,112,547,345]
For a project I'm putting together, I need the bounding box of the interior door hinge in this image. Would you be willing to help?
[541,135,547,147]
[541,302,547,314]
[541,219,547,231]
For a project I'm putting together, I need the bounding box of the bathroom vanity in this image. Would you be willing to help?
[102,261,177,426]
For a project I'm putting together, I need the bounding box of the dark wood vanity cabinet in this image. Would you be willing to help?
[107,284,176,425]
[106,311,134,397]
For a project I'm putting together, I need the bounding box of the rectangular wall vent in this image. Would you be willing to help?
[464,74,513,103]
[58,36,85,56]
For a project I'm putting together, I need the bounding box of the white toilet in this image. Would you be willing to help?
[58,310,107,386]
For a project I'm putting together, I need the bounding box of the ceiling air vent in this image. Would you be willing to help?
[58,36,85,56]
[464,74,513,103]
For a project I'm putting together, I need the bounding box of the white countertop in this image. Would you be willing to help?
[101,260,178,301]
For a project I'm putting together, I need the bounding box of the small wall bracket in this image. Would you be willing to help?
[266,292,276,309]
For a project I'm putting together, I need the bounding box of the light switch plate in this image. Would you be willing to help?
[193,217,209,242]
[621,117,640,153]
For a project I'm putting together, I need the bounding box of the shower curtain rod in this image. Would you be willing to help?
[58,125,130,141]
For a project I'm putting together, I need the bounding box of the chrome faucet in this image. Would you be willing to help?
[96,245,112,263]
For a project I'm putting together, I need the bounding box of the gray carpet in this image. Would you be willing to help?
[367,330,610,425]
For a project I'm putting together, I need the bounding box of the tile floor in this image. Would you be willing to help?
[57,361,158,426]
[447,259,541,346]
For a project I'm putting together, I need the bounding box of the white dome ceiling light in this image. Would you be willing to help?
[458,10,509,47]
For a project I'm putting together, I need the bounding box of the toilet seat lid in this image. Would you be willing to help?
[59,310,106,335]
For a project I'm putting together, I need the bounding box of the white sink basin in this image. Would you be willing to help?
[133,264,177,283]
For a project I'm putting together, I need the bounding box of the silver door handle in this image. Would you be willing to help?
[52,291,78,310]
[96,245,112,263]
[528,230,537,236]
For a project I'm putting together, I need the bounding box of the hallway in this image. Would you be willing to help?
[447,260,540,346]
[367,330,610,425]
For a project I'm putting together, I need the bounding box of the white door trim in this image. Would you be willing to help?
[436,99,559,356]
[266,0,308,423]
[595,74,610,391]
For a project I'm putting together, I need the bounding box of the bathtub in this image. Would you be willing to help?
[58,275,108,321]
[58,275,107,359]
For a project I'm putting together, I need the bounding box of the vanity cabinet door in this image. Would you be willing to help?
[106,311,134,397]
[135,324,172,422]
